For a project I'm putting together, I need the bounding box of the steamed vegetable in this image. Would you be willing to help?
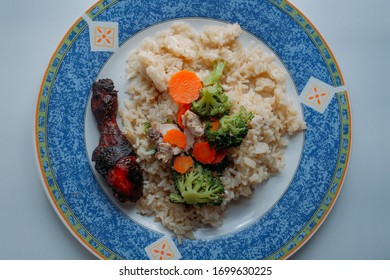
[169,70,202,104]
[203,59,226,86]
[191,60,231,119]
[205,106,254,149]
[165,60,254,208]
[192,141,216,164]
[169,163,224,206]
[177,104,191,129]
[173,155,194,174]
[162,129,187,150]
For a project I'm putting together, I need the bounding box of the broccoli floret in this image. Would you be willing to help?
[205,106,254,149]
[203,59,226,86]
[169,163,225,206]
[191,60,231,119]
[191,84,231,119]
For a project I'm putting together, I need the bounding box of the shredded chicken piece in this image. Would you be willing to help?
[147,122,184,163]
[155,143,174,163]
[182,110,205,137]
[147,126,161,142]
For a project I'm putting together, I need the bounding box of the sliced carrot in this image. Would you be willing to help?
[192,141,216,164]
[173,155,194,174]
[169,70,202,104]
[209,120,220,131]
[210,149,227,164]
[162,129,187,150]
[177,104,191,129]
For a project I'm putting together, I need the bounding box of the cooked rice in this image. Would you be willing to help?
[120,22,306,238]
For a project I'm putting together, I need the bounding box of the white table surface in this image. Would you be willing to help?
[1,0,389,260]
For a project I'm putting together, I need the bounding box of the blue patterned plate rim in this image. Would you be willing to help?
[34,0,351,260]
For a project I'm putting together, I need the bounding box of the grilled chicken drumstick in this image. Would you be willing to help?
[91,79,143,202]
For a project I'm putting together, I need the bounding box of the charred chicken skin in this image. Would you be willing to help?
[91,79,143,202]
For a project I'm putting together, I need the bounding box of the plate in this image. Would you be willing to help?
[35,0,351,260]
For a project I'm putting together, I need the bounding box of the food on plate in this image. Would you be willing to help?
[119,22,306,238]
[91,79,143,202]
[190,60,231,119]
[173,155,194,174]
[169,162,225,206]
[192,141,217,165]
[168,70,202,104]
[204,106,254,149]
